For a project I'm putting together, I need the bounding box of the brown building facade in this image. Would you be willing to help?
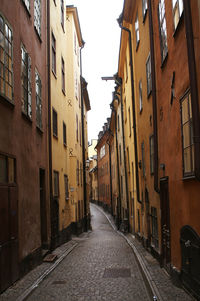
[151,0,200,296]
[96,121,112,212]
[0,0,49,292]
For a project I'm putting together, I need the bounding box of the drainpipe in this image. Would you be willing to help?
[117,19,140,205]
[47,0,54,249]
[113,106,122,229]
[80,43,88,232]
[183,0,200,180]
[115,81,130,232]
[106,137,113,216]
[148,0,159,192]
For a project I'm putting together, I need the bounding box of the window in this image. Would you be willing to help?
[51,33,56,75]
[181,91,194,176]
[158,0,168,63]
[53,171,59,197]
[118,114,120,131]
[137,209,140,233]
[61,0,64,29]
[127,147,130,173]
[135,13,140,48]
[151,207,158,249]
[74,32,77,54]
[139,80,143,112]
[128,107,131,136]
[35,69,42,129]
[142,0,148,20]
[77,160,79,186]
[141,142,146,177]
[79,121,82,145]
[34,0,41,37]
[0,154,15,183]
[75,72,78,99]
[146,54,152,96]
[150,135,154,174]
[119,144,122,165]
[100,145,105,158]
[53,109,58,137]
[22,0,30,12]
[61,57,65,93]
[0,15,13,101]
[64,175,69,201]
[21,45,32,118]
[172,0,183,30]
[80,162,82,186]
[63,122,66,146]
[76,114,78,142]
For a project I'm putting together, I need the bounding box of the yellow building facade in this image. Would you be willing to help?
[118,0,161,258]
[49,3,90,246]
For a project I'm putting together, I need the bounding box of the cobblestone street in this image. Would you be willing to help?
[26,204,151,301]
[1,204,194,301]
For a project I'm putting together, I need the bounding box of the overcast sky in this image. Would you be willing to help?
[67,0,124,142]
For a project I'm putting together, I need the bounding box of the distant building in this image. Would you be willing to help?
[96,120,112,212]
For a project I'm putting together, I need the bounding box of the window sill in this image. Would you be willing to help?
[21,0,31,17]
[52,69,57,79]
[136,40,140,52]
[22,111,32,124]
[142,9,148,24]
[34,27,42,43]
[173,13,184,38]
[36,125,43,134]
[161,52,168,69]
[147,90,152,99]
[182,174,196,181]
[61,23,65,33]
[0,94,14,108]
[53,133,58,139]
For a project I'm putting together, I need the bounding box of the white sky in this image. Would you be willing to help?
[67,0,124,142]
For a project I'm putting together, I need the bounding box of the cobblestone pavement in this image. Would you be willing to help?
[95,205,195,301]
[0,203,195,301]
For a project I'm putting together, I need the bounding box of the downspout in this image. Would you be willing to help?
[106,137,113,216]
[148,0,159,192]
[118,83,130,232]
[80,43,88,231]
[117,20,140,205]
[114,107,122,229]
[47,0,53,249]
[183,0,200,180]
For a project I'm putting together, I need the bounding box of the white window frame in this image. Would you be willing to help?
[34,0,41,37]
[21,44,32,118]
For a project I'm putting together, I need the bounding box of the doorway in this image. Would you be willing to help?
[39,169,47,249]
[160,177,171,272]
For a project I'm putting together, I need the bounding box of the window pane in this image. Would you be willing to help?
[8,157,15,183]
[183,122,190,148]
[182,98,189,124]
[184,147,192,173]
[0,155,7,182]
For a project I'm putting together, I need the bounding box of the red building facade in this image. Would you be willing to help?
[0,0,49,292]
[96,121,112,212]
[151,0,200,296]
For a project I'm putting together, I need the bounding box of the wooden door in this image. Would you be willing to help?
[0,185,18,293]
[160,178,171,271]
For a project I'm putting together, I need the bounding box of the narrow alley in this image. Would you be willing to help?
[1,204,194,301]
